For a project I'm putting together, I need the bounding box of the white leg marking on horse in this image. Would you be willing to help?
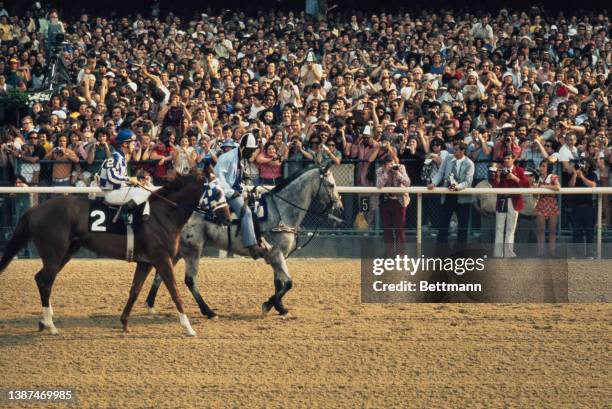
[42,307,58,334]
[146,303,156,315]
[178,313,196,336]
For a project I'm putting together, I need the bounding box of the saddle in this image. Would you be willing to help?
[88,199,143,262]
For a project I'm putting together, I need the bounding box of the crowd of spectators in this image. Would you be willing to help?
[0,3,610,245]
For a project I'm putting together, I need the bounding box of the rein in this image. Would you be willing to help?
[259,171,337,258]
[259,174,334,217]
[138,184,179,208]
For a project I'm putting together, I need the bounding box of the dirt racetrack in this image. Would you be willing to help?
[0,258,610,408]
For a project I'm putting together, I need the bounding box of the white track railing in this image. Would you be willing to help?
[0,186,609,258]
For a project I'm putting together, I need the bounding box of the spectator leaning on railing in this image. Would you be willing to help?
[427,141,475,248]
[43,134,79,186]
[18,131,46,185]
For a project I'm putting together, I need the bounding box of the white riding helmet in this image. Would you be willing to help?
[240,132,258,149]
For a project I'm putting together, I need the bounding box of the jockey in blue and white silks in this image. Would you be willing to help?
[214,133,269,259]
[99,129,151,220]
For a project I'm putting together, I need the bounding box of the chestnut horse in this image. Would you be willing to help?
[0,170,228,336]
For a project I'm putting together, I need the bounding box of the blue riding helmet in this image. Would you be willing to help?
[116,128,136,144]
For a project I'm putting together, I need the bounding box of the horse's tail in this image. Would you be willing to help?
[0,211,31,274]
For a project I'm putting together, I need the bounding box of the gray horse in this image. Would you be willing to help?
[145,164,343,317]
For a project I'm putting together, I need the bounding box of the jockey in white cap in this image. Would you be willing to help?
[214,132,269,259]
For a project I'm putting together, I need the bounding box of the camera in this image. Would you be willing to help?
[574,159,587,171]
[504,136,512,143]
[391,164,400,171]
[501,167,511,177]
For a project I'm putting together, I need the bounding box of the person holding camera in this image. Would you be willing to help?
[172,135,197,176]
[256,141,283,186]
[43,134,79,186]
[195,135,218,171]
[492,123,522,161]
[376,155,411,257]
[492,153,530,258]
[19,131,46,185]
[427,141,475,247]
[86,127,113,175]
[568,156,598,258]
[533,159,561,257]
[302,131,342,166]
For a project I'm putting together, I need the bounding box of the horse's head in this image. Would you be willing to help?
[197,178,231,225]
[318,162,344,219]
[158,169,229,223]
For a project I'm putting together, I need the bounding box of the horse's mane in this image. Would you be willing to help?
[150,172,202,201]
[270,165,319,193]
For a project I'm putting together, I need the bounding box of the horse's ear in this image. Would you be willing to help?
[167,169,178,182]
[191,168,205,182]
[322,161,333,174]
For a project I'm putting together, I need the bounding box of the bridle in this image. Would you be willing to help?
[259,167,342,258]
[260,167,341,217]
[193,179,230,224]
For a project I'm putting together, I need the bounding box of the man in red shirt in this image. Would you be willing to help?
[492,153,530,257]
[492,123,522,162]
[150,138,174,185]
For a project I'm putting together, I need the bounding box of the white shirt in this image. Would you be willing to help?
[558,144,577,162]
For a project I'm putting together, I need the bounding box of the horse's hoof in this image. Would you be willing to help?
[261,302,272,317]
[280,312,291,319]
[146,307,156,315]
[208,314,219,320]
[185,328,197,337]
[38,320,59,334]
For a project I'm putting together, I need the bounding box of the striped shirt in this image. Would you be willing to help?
[99,151,128,190]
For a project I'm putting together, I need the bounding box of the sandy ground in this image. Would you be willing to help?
[0,259,610,408]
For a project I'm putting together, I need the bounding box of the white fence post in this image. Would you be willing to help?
[597,193,603,260]
[416,193,422,255]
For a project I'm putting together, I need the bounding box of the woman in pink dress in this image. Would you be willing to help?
[534,159,561,257]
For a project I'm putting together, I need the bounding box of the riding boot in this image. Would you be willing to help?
[142,201,150,221]
[247,244,269,260]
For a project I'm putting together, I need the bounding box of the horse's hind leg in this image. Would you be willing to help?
[35,239,80,334]
[262,254,293,317]
[120,262,152,333]
[144,272,163,313]
[184,247,216,319]
[156,257,196,336]
[144,254,180,313]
